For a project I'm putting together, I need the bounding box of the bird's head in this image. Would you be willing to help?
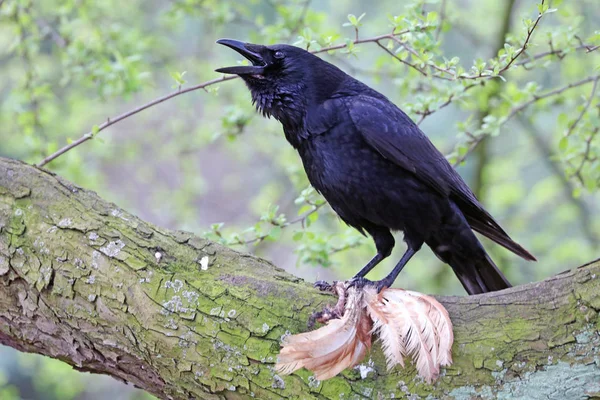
[216,39,345,126]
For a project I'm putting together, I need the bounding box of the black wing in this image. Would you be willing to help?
[341,95,535,261]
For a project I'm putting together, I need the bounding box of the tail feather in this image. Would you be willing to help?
[428,202,513,295]
[453,196,536,262]
[468,218,536,262]
[449,253,511,295]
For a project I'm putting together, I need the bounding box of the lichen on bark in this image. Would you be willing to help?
[0,157,599,400]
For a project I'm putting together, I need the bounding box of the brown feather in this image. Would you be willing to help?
[364,287,454,383]
[276,283,454,383]
[276,286,372,380]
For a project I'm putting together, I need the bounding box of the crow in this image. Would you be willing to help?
[216,39,536,295]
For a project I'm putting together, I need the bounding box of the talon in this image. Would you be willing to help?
[375,280,390,293]
[347,277,374,289]
[314,280,334,292]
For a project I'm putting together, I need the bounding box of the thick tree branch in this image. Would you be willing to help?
[1,156,599,399]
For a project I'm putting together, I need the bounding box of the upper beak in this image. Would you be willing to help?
[215,39,266,75]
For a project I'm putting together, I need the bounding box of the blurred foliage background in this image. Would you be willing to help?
[0,0,598,398]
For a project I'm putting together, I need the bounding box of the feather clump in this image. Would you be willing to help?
[275,281,453,383]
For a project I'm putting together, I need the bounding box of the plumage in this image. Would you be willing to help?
[216,39,536,295]
[364,287,453,383]
[276,282,454,383]
[276,286,372,380]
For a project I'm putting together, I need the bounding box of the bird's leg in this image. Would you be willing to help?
[352,252,387,279]
[347,228,395,287]
[373,247,417,292]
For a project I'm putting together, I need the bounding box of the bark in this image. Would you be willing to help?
[0,156,599,400]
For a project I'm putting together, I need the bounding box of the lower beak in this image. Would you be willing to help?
[215,39,266,75]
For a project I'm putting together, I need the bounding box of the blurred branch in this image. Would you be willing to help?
[505,75,600,121]
[456,74,600,167]
[36,75,237,167]
[435,0,447,40]
[570,127,599,186]
[2,157,600,400]
[516,43,596,68]
[472,0,516,198]
[227,202,325,247]
[35,17,67,48]
[416,82,481,125]
[566,76,599,137]
[574,35,600,53]
[288,0,312,40]
[517,115,598,247]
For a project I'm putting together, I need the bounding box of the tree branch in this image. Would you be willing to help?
[1,157,600,399]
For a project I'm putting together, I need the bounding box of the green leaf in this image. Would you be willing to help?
[293,231,304,241]
[559,137,569,151]
[91,125,100,137]
[268,226,282,241]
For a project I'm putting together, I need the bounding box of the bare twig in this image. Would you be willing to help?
[575,35,600,53]
[36,75,238,167]
[515,44,592,67]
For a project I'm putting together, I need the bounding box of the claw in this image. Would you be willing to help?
[347,276,375,289]
[314,280,334,292]
[307,281,348,328]
[375,280,391,293]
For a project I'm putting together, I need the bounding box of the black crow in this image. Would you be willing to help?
[215,39,536,294]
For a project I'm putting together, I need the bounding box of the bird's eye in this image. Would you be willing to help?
[274,51,285,59]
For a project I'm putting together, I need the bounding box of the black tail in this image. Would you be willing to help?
[444,252,511,295]
[427,202,512,295]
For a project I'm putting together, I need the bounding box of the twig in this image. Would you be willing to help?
[375,40,428,77]
[566,76,599,137]
[231,203,325,246]
[416,82,480,125]
[454,75,600,165]
[517,115,598,247]
[515,44,591,67]
[288,0,312,41]
[435,0,447,40]
[496,0,545,75]
[36,75,237,167]
[452,135,485,166]
[504,75,600,122]
[571,129,599,185]
[574,35,600,53]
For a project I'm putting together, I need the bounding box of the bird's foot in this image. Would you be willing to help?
[347,276,374,289]
[308,281,348,328]
[313,280,335,293]
[348,276,391,292]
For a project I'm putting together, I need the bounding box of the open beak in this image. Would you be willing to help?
[215,39,267,75]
